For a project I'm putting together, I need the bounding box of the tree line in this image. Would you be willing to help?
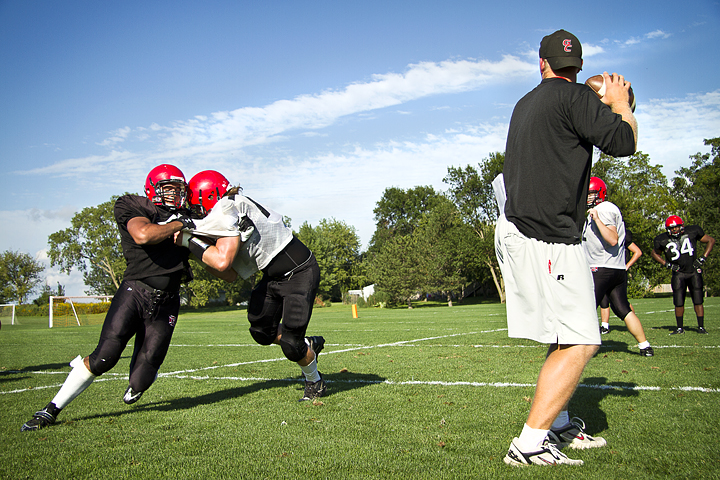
[1,136,718,308]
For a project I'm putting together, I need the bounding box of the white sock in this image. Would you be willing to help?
[638,341,650,349]
[300,356,321,383]
[602,322,610,329]
[51,356,96,409]
[551,410,570,429]
[518,423,549,451]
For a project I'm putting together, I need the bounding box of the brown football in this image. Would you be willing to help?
[585,74,636,112]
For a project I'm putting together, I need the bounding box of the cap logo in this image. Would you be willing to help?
[563,39,572,52]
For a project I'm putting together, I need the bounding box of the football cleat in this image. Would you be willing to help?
[299,374,327,402]
[21,402,61,432]
[548,417,607,450]
[698,327,708,334]
[669,328,685,335]
[600,326,610,335]
[504,438,583,466]
[123,386,144,405]
[640,346,655,357]
[306,336,325,358]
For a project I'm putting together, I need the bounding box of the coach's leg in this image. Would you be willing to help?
[526,343,598,431]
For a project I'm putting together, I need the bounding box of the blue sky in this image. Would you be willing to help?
[1,1,719,297]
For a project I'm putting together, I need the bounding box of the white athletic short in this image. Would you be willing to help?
[495,215,600,345]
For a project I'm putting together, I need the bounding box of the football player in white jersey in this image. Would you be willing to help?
[583,177,653,356]
[178,170,326,401]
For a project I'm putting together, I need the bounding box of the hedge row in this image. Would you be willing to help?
[12,302,112,317]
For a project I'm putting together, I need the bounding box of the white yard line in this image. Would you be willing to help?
[4,329,718,395]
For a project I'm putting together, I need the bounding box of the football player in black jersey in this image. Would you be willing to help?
[21,164,195,431]
[651,215,715,334]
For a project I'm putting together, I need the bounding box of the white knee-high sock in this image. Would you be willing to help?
[51,355,96,409]
[300,356,321,383]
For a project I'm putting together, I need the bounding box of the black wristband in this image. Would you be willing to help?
[188,236,211,260]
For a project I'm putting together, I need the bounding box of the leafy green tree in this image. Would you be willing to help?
[368,234,422,307]
[297,218,364,301]
[0,250,45,304]
[33,282,66,306]
[414,197,480,305]
[444,152,506,301]
[368,186,444,253]
[591,151,675,294]
[671,137,720,294]
[48,197,125,295]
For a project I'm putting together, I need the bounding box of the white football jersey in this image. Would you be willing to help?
[192,195,293,279]
[582,201,626,270]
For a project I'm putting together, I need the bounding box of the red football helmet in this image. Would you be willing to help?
[188,170,231,216]
[587,176,607,207]
[144,164,187,209]
[665,215,685,237]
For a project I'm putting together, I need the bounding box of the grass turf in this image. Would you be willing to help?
[1,297,719,479]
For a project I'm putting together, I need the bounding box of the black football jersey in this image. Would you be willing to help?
[653,225,706,274]
[114,195,191,282]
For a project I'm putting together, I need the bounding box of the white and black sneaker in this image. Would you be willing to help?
[123,386,144,405]
[547,417,607,449]
[600,326,610,335]
[504,438,583,466]
[299,374,327,402]
[670,327,685,335]
[21,402,61,432]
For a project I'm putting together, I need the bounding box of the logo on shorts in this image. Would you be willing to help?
[557,275,564,281]
[168,315,177,327]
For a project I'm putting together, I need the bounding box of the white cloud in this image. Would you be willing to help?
[646,30,671,40]
[635,90,720,176]
[97,126,132,147]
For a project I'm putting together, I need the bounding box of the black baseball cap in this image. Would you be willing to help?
[539,29,583,71]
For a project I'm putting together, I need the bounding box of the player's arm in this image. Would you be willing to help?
[700,234,715,257]
[128,216,187,245]
[650,248,666,265]
[176,232,240,282]
[626,242,642,270]
[588,208,618,246]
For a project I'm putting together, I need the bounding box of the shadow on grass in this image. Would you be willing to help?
[0,361,77,383]
[570,376,640,434]
[74,371,386,422]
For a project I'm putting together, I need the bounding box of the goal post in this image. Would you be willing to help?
[0,304,17,325]
[49,296,113,328]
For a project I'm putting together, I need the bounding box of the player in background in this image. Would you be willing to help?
[651,215,715,334]
[583,177,653,356]
[177,170,326,402]
[599,226,641,334]
[495,29,637,466]
[22,164,195,431]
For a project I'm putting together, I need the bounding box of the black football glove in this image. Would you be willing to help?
[693,256,707,270]
[665,262,681,273]
[159,212,195,229]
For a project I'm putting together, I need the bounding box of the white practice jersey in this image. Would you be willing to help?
[582,201,626,269]
[191,195,293,279]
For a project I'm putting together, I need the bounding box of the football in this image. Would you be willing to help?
[585,74,636,112]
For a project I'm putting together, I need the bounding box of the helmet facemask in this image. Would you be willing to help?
[152,180,187,209]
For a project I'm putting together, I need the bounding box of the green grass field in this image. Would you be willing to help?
[1,298,719,479]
